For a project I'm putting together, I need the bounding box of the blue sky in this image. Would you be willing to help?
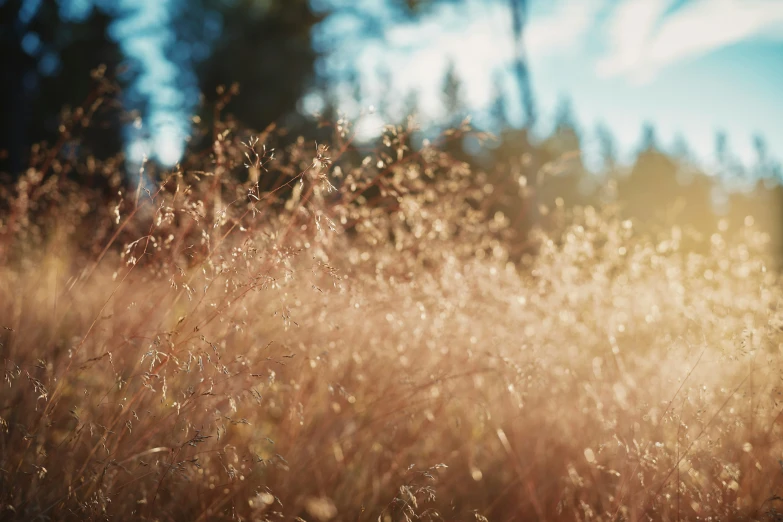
[17,0,781,173]
[313,0,783,172]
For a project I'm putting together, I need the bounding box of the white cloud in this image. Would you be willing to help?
[598,0,783,83]
[527,0,606,56]
[372,0,603,120]
[596,0,669,81]
[370,3,517,120]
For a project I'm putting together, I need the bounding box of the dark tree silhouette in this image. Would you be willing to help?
[441,60,465,123]
[0,1,123,175]
[639,122,659,153]
[595,123,617,173]
[490,71,510,130]
[195,0,323,134]
[509,0,535,128]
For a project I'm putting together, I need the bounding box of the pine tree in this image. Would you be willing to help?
[595,123,617,173]
[640,123,658,153]
[489,71,509,130]
[441,60,464,123]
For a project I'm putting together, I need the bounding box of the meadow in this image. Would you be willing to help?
[2,117,783,521]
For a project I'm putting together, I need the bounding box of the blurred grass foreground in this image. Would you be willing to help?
[3,97,783,521]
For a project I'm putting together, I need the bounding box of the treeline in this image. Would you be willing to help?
[1,0,781,261]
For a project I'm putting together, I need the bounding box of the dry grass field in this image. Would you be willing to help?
[2,121,783,521]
